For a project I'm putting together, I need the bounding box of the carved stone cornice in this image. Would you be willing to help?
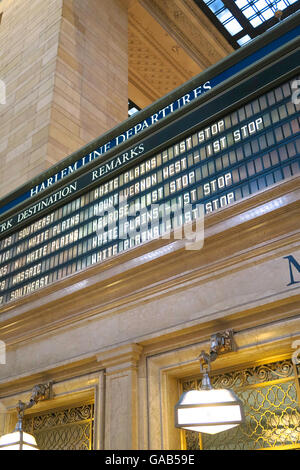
[139,0,233,69]
[129,9,194,83]
[128,0,201,106]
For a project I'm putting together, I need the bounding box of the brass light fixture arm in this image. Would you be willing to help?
[199,330,235,372]
[15,382,53,431]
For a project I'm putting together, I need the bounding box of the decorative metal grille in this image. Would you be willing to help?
[23,403,94,450]
[182,359,300,450]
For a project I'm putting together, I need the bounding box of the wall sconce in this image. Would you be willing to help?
[175,330,245,435]
[0,382,53,450]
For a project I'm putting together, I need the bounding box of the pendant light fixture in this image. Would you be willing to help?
[175,330,245,434]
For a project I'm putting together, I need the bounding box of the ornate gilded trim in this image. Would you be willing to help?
[23,404,94,450]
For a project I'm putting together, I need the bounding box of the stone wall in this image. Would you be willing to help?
[0,0,128,198]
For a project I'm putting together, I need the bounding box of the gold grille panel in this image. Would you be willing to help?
[182,359,300,450]
[23,403,94,450]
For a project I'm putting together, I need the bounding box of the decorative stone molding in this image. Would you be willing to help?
[139,0,233,69]
[128,0,201,107]
[96,344,143,374]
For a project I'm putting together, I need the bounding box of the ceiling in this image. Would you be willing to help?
[127,0,233,110]
[195,0,300,48]
[127,0,299,112]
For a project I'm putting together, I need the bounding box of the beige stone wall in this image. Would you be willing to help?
[0,0,62,197]
[0,0,128,198]
[0,178,299,448]
[48,0,128,166]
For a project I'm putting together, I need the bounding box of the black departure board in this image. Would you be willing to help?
[0,74,299,306]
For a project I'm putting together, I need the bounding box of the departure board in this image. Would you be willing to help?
[0,74,299,306]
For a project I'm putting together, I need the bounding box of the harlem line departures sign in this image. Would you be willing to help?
[0,17,299,306]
